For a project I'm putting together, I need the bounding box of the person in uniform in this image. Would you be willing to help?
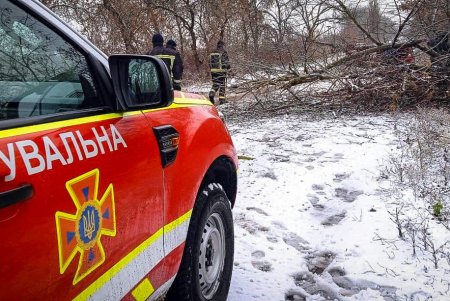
[147,34,183,91]
[165,39,184,91]
[209,40,231,104]
[166,39,177,51]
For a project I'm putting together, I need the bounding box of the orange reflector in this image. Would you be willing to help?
[171,137,180,146]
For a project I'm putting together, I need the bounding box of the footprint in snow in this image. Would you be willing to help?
[305,250,336,274]
[333,173,351,183]
[246,207,269,216]
[303,157,316,163]
[272,220,287,230]
[251,260,273,272]
[334,153,344,158]
[292,271,315,288]
[283,232,310,252]
[251,250,265,259]
[260,170,277,180]
[266,235,278,243]
[235,214,270,234]
[308,194,325,211]
[328,266,346,277]
[311,184,324,191]
[295,134,305,141]
[272,155,290,162]
[312,151,327,157]
[328,267,356,296]
[335,188,364,202]
[409,291,432,301]
[321,211,347,226]
[290,271,339,300]
[329,266,398,299]
[285,289,307,301]
[311,185,327,196]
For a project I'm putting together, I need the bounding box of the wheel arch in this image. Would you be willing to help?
[199,156,237,207]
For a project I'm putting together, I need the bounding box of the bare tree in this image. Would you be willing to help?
[147,0,204,71]
[294,0,333,73]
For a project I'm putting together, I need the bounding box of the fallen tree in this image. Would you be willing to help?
[230,0,450,113]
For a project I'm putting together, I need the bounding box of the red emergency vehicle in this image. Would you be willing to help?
[0,1,238,300]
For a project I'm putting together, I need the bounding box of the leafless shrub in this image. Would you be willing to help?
[384,109,450,268]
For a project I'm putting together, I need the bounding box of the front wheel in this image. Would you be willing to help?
[167,183,234,301]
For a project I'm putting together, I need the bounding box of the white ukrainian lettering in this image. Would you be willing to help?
[60,132,84,163]
[76,131,99,159]
[5,124,128,180]
[92,126,113,154]
[16,140,45,176]
[43,137,67,170]
[59,132,83,164]
[110,125,128,150]
[0,143,16,182]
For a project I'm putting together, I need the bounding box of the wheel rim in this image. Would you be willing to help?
[198,212,226,300]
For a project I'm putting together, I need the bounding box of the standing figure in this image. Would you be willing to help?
[147,34,183,91]
[209,40,231,104]
[165,39,184,90]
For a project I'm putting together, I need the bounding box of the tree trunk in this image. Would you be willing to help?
[189,27,202,71]
[102,0,137,53]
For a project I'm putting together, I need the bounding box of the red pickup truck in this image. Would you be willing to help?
[0,1,238,300]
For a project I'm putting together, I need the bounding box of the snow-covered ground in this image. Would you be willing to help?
[226,114,450,301]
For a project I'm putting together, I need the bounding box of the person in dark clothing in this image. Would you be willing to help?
[165,39,184,90]
[166,39,177,50]
[209,40,231,104]
[147,34,183,91]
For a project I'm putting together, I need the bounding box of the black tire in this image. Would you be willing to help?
[166,183,234,301]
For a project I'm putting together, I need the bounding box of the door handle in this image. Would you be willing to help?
[0,184,34,209]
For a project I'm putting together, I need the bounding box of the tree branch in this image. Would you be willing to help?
[333,0,382,46]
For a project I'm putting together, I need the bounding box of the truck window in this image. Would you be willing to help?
[0,1,102,121]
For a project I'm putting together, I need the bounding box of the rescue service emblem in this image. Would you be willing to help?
[55,169,116,285]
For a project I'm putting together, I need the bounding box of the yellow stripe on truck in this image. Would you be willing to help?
[164,210,193,233]
[173,96,211,106]
[73,228,163,301]
[73,210,192,301]
[0,98,211,140]
[0,113,122,140]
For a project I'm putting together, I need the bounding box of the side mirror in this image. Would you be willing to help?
[108,54,174,110]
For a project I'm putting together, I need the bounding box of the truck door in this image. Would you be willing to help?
[0,2,163,299]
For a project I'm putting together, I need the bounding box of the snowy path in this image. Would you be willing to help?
[226,114,449,301]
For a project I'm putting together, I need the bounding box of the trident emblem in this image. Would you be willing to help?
[83,209,96,240]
